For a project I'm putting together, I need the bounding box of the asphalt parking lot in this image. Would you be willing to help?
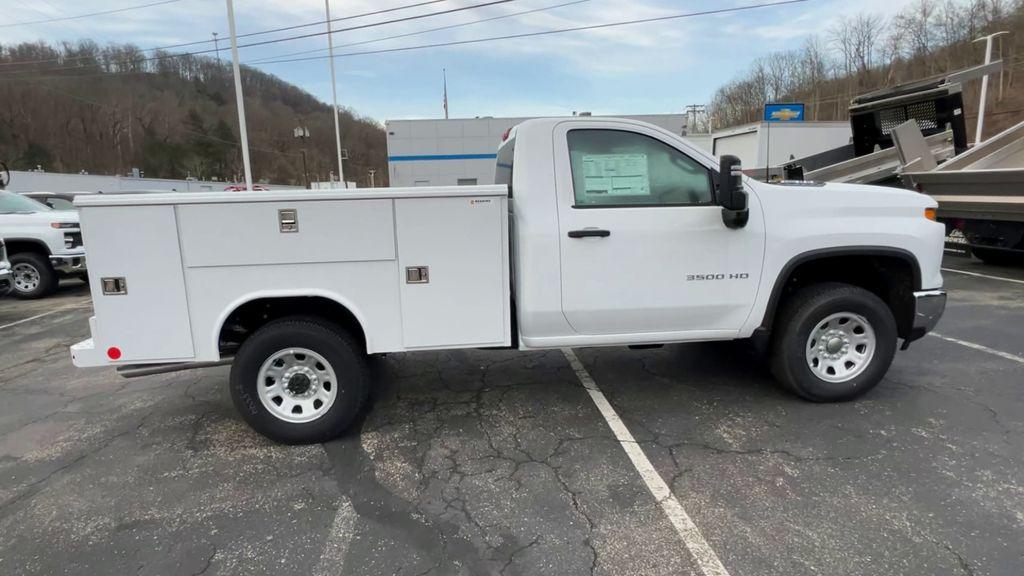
[1,257,1022,576]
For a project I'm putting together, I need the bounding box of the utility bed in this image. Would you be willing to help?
[71,186,511,367]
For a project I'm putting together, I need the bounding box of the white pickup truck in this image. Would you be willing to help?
[70,117,946,443]
[0,190,87,298]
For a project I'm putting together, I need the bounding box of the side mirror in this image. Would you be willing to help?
[718,154,748,229]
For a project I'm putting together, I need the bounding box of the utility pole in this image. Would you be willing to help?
[212,32,220,62]
[225,0,253,191]
[443,68,449,120]
[294,126,310,189]
[325,0,346,188]
[683,104,705,136]
[974,31,1009,145]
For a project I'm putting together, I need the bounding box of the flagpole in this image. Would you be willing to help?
[325,0,346,188]
[225,0,253,191]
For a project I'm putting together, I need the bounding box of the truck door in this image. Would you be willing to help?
[553,123,764,336]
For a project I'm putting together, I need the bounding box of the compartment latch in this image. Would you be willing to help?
[101,277,127,295]
[405,266,429,284]
[278,209,298,233]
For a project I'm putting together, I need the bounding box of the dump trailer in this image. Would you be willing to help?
[900,119,1024,263]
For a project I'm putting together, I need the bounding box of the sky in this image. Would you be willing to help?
[0,0,925,124]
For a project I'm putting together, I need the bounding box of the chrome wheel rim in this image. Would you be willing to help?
[257,348,338,424]
[805,312,876,383]
[12,263,40,293]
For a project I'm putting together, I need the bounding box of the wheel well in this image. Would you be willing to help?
[762,251,919,339]
[218,296,367,357]
[4,239,50,257]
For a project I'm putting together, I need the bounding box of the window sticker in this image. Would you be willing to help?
[581,153,649,197]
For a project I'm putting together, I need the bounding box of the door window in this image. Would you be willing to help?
[567,129,712,207]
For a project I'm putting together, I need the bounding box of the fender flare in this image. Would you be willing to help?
[758,246,922,331]
[1,237,52,256]
[211,289,372,359]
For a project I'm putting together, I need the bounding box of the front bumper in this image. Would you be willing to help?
[50,253,87,274]
[907,289,946,343]
[0,268,12,296]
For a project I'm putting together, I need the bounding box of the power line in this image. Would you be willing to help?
[153,0,451,52]
[254,0,812,65]
[0,0,450,67]
[0,0,184,28]
[0,0,519,76]
[2,0,810,81]
[248,0,592,65]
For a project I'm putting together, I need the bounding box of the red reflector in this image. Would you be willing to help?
[107,347,122,360]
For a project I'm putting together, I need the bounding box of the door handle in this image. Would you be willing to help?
[568,229,611,238]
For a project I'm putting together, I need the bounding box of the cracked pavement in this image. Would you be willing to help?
[1,256,1023,575]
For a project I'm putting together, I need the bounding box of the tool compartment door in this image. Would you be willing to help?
[396,196,510,349]
[80,205,194,362]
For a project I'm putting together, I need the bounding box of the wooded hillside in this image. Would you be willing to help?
[0,42,388,187]
[709,0,1024,140]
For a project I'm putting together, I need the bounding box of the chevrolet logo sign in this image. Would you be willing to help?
[769,108,802,121]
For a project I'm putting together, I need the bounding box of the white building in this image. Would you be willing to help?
[386,114,706,188]
[710,121,852,170]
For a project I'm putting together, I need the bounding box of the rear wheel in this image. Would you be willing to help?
[9,252,57,299]
[971,246,1021,266]
[230,317,369,444]
[771,283,897,402]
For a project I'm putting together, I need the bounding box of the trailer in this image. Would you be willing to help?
[899,118,1024,263]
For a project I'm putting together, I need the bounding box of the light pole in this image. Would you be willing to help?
[212,32,220,62]
[974,31,1009,144]
[293,126,310,189]
[368,168,376,188]
[224,0,253,191]
[324,0,346,188]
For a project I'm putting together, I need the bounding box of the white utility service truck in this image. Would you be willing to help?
[70,118,947,443]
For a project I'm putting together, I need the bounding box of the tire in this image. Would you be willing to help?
[229,316,369,444]
[9,252,57,299]
[770,282,897,402]
[971,246,1020,266]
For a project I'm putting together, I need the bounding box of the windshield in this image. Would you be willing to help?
[0,191,51,214]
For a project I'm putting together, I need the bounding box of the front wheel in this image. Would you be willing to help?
[771,283,897,402]
[9,252,57,299]
[230,317,369,444]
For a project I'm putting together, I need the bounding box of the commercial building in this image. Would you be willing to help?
[386,114,700,188]
[385,115,851,188]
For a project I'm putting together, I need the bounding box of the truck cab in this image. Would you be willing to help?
[70,117,947,443]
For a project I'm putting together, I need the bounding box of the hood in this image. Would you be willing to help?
[2,210,79,227]
[756,179,935,211]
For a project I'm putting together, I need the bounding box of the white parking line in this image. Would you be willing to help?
[562,348,731,576]
[0,300,90,332]
[929,332,1024,365]
[942,267,1024,286]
